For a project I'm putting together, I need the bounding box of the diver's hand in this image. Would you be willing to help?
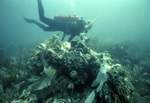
[24,17,36,23]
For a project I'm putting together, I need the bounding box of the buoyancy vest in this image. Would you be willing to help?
[54,15,85,36]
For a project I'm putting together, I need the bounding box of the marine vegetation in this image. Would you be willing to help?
[0,35,149,103]
[87,34,141,67]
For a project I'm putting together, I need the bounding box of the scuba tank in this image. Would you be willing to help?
[54,15,80,23]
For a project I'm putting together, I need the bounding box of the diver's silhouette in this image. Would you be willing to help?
[24,0,93,41]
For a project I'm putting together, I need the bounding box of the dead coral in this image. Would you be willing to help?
[51,76,73,94]
[23,35,137,102]
[101,64,136,103]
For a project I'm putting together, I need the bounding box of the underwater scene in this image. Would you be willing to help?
[0,0,150,103]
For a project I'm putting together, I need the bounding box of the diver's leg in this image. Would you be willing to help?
[37,0,53,25]
[24,17,36,23]
[34,22,50,31]
[24,17,50,31]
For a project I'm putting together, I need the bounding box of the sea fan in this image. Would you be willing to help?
[85,65,108,103]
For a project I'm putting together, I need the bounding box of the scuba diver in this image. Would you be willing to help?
[24,0,97,42]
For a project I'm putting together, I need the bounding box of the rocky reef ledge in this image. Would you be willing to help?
[11,35,136,103]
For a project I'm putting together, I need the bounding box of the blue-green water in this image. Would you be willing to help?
[0,0,150,102]
[0,0,150,55]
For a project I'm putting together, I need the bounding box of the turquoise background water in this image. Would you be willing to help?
[0,0,150,57]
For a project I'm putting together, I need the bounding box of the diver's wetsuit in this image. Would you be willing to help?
[24,0,86,42]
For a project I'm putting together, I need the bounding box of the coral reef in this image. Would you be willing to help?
[0,35,142,103]
[25,35,135,102]
[0,55,29,103]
